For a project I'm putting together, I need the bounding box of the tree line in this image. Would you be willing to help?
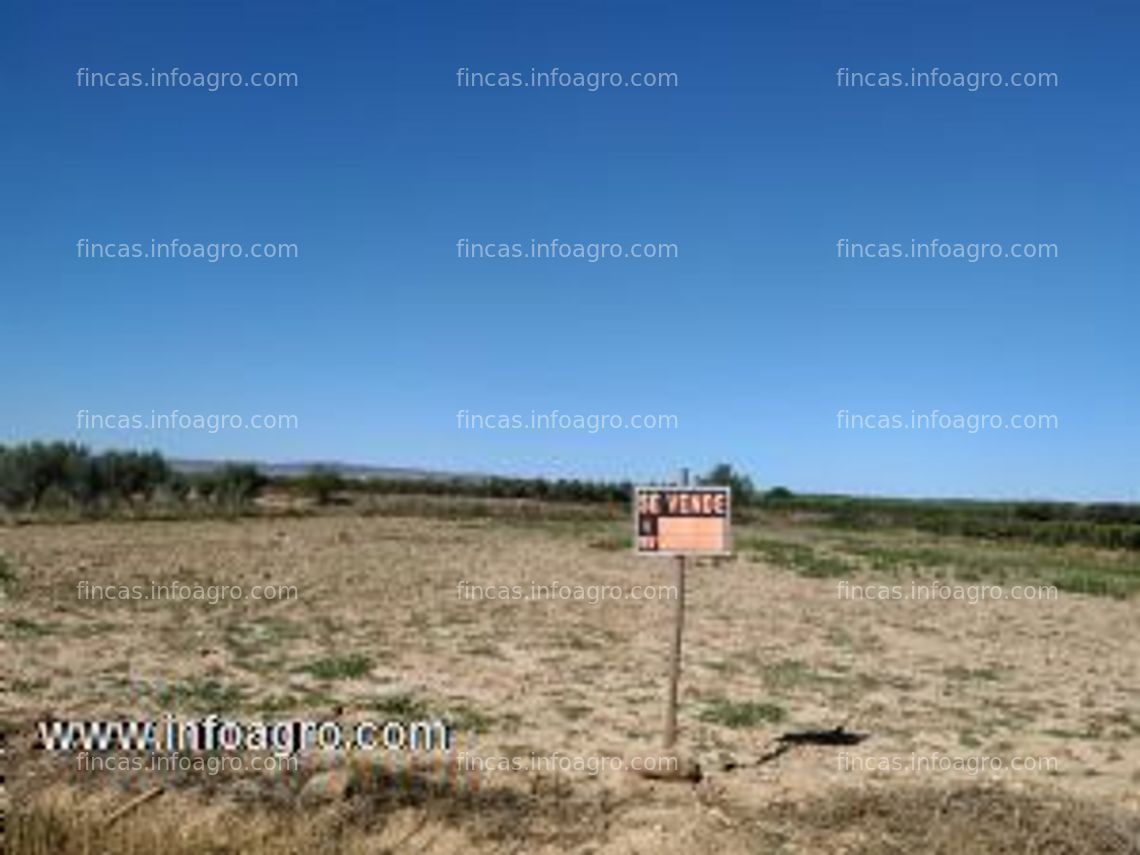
[0,442,264,510]
[0,445,765,511]
[2,443,1137,551]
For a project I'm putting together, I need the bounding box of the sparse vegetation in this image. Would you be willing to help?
[369,692,431,719]
[760,658,838,690]
[744,537,853,578]
[8,617,54,638]
[828,532,1140,598]
[152,679,246,712]
[699,697,787,727]
[301,654,373,680]
[944,666,1003,683]
[761,493,1140,551]
[0,553,15,593]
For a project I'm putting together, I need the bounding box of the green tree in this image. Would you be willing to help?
[698,463,757,506]
[299,466,344,506]
[207,464,267,508]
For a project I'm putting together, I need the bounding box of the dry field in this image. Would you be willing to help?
[3,508,1139,853]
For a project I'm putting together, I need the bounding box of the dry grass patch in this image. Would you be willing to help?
[760,783,1140,854]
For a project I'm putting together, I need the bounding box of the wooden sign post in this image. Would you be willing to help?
[634,473,731,751]
[664,469,688,749]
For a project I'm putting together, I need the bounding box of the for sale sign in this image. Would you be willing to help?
[634,486,731,556]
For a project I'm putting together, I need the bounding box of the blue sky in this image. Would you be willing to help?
[2,0,1137,500]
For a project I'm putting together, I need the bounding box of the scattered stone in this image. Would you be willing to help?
[628,750,702,783]
[299,769,351,805]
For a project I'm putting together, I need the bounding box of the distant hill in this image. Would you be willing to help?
[169,458,487,483]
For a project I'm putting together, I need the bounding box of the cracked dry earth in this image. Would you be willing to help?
[3,514,1138,853]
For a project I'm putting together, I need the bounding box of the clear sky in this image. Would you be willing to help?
[2,0,1137,500]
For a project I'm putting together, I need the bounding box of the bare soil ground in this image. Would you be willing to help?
[3,511,1138,853]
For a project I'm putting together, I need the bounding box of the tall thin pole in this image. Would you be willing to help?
[663,467,688,749]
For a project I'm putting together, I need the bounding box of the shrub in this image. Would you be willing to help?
[298,466,344,506]
[201,464,266,507]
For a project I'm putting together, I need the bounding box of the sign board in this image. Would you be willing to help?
[634,486,731,556]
